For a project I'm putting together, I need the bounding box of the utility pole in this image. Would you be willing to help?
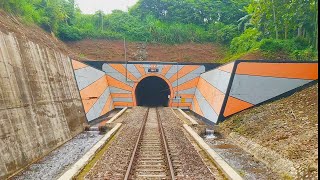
[101,11,104,31]
[124,38,128,81]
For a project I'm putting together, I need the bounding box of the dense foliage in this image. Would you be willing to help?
[0,0,318,60]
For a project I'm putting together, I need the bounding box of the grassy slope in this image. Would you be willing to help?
[219,83,318,177]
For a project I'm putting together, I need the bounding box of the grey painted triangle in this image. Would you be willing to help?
[109,87,132,94]
[165,65,184,79]
[195,89,218,123]
[172,66,205,87]
[102,64,134,87]
[122,64,142,79]
[200,69,231,93]
[230,74,313,105]
[86,87,111,121]
[75,66,105,90]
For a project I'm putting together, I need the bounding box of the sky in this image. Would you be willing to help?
[75,0,139,14]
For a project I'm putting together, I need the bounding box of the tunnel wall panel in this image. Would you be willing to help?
[191,61,318,124]
[0,32,86,179]
[72,60,114,122]
[222,61,318,119]
[191,62,234,124]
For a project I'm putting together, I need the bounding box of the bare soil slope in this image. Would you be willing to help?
[219,83,318,178]
[66,39,226,63]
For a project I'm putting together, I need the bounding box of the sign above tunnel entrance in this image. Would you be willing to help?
[147,65,159,72]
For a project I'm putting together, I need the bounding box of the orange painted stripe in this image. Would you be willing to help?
[82,99,98,114]
[114,102,134,107]
[110,64,138,81]
[171,102,192,107]
[197,78,225,114]
[80,76,108,113]
[169,65,199,83]
[180,94,194,99]
[134,64,146,76]
[192,96,204,116]
[161,65,172,76]
[72,60,88,70]
[111,93,132,98]
[236,63,318,80]
[223,96,253,117]
[106,75,133,92]
[100,95,113,116]
[173,77,199,92]
[218,62,234,73]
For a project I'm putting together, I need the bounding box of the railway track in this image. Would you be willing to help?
[82,107,218,179]
[124,108,175,180]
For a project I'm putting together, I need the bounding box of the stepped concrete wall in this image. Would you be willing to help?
[0,31,86,179]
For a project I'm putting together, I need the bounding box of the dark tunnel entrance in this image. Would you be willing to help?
[135,76,171,107]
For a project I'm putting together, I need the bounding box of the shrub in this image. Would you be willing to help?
[260,39,287,52]
[259,38,317,60]
[289,48,317,61]
[260,38,311,53]
[58,25,83,41]
[209,22,240,44]
[293,37,310,50]
[230,28,261,53]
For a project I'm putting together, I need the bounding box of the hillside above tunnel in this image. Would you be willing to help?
[66,39,226,63]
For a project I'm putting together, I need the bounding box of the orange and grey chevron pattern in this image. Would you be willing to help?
[72,60,205,122]
[192,60,318,124]
[223,61,318,118]
[191,62,234,123]
[72,60,114,121]
[72,60,318,123]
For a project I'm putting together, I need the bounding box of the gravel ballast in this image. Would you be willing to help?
[84,107,148,179]
[13,131,103,180]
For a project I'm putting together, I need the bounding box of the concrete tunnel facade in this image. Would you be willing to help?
[72,60,318,125]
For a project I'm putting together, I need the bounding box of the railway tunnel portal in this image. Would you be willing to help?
[72,60,318,125]
[135,76,171,107]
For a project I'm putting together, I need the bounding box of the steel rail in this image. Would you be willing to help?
[124,108,150,180]
[124,107,175,180]
[156,107,175,180]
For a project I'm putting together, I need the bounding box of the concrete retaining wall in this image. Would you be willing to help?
[0,31,86,179]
